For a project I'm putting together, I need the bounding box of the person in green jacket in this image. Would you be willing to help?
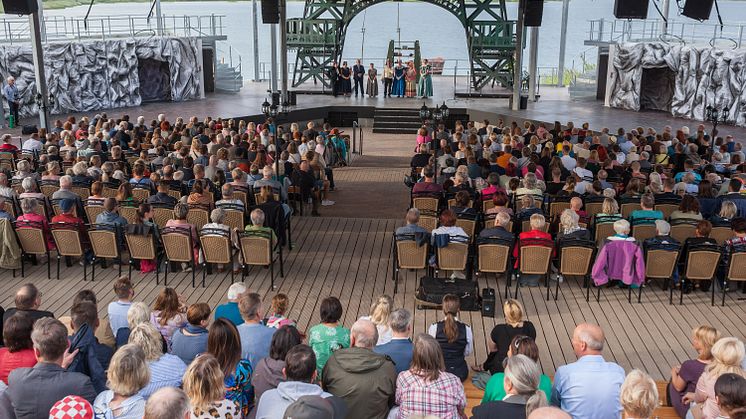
[482,335,552,403]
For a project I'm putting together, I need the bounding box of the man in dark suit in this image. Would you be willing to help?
[6,317,96,419]
[373,308,413,375]
[148,181,179,206]
[353,59,365,97]
[479,212,515,240]
[2,283,53,325]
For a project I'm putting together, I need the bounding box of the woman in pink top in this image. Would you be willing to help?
[0,313,37,384]
[684,337,746,419]
[16,197,54,250]
[416,127,431,150]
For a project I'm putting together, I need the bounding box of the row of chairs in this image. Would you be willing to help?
[392,234,746,307]
[12,221,283,290]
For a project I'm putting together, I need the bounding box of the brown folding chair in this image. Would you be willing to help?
[557,239,595,301]
[475,237,513,298]
[233,189,248,208]
[515,237,553,298]
[132,187,151,202]
[435,240,470,279]
[224,209,245,232]
[84,205,106,225]
[167,188,182,201]
[0,152,15,171]
[710,226,733,245]
[161,226,196,287]
[14,220,51,278]
[40,181,58,198]
[631,222,657,243]
[656,204,679,220]
[152,207,175,228]
[87,224,122,281]
[643,244,681,304]
[482,200,496,212]
[417,210,438,233]
[670,220,698,244]
[680,244,721,305]
[125,229,161,284]
[71,186,90,200]
[594,221,617,246]
[239,229,283,291]
[199,227,238,286]
[102,186,119,198]
[455,218,477,241]
[585,201,604,216]
[723,247,746,306]
[412,196,439,212]
[3,200,16,219]
[50,222,87,280]
[621,202,642,219]
[392,233,429,294]
[187,205,210,231]
[119,205,138,225]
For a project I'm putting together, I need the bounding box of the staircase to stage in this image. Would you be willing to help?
[372,108,422,134]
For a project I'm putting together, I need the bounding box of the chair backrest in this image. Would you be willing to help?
[710,226,733,246]
[161,228,193,263]
[102,186,118,198]
[233,190,248,207]
[413,197,439,212]
[514,194,544,212]
[224,210,244,231]
[455,218,476,240]
[685,248,721,280]
[559,245,594,276]
[670,222,697,244]
[437,242,469,271]
[152,207,175,228]
[84,206,106,225]
[727,251,746,282]
[167,189,182,200]
[621,203,642,218]
[632,224,657,242]
[71,186,90,200]
[254,193,280,205]
[125,232,157,260]
[88,228,119,259]
[645,248,680,279]
[519,242,553,275]
[187,207,210,231]
[50,225,84,257]
[418,214,438,233]
[239,231,272,266]
[448,198,472,208]
[655,204,679,220]
[199,231,232,265]
[594,222,616,246]
[396,239,428,270]
[119,206,138,225]
[585,202,603,216]
[482,200,496,212]
[521,220,549,233]
[132,187,151,202]
[549,201,571,218]
[0,152,15,171]
[477,242,511,273]
[3,201,16,219]
[40,183,58,198]
[14,223,47,255]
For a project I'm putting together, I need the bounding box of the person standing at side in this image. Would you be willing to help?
[366,63,378,97]
[418,58,433,98]
[353,59,365,98]
[329,62,339,98]
[383,59,394,98]
[3,76,19,127]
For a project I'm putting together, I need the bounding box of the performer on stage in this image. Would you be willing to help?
[418,58,433,98]
[392,59,405,98]
[339,61,352,96]
[366,63,378,97]
[353,59,365,97]
[405,61,417,98]
[329,62,339,97]
[383,59,393,98]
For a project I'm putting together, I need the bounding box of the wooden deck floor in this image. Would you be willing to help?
[3,214,746,381]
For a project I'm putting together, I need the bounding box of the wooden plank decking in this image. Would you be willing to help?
[2,215,746,381]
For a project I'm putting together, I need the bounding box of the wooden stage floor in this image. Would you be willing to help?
[2,130,745,383]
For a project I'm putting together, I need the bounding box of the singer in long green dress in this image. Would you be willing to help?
[418,59,433,98]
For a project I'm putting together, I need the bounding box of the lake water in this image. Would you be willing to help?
[41,0,746,78]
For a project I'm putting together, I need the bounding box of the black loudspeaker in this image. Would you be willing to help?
[524,0,544,27]
[2,0,38,15]
[261,0,279,24]
[21,125,38,135]
[682,0,714,20]
[613,0,648,19]
[481,288,496,317]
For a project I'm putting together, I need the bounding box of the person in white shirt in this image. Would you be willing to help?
[21,134,43,153]
[560,145,576,171]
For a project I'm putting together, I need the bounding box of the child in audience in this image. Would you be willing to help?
[264,293,296,329]
[108,276,135,337]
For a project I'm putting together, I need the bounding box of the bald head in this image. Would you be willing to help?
[15,283,40,310]
[144,387,190,419]
[351,319,378,349]
[528,406,572,419]
[572,323,605,356]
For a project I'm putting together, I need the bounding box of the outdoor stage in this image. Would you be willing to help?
[10,75,746,140]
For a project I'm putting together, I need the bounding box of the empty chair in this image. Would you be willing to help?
[680,243,721,306]
[239,229,284,291]
[475,236,513,298]
[417,210,438,233]
[556,239,595,301]
[392,232,429,294]
[161,226,197,287]
[722,246,746,306]
[151,205,176,229]
[412,196,440,213]
[50,222,88,280]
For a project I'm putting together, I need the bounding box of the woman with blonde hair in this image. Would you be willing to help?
[684,337,746,419]
[428,294,473,382]
[621,369,659,419]
[183,354,240,418]
[128,322,187,398]
[669,326,721,417]
[395,334,467,418]
[93,344,150,418]
[359,295,394,345]
[481,299,536,374]
[598,197,622,220]
[472,354,548,418]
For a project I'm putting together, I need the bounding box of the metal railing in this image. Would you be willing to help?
[217,44,243,78]
[0,14,225,44]
[587,18,746,48]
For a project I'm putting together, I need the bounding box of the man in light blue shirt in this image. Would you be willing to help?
[3,76,19,125]
[107,276,134,336]
[236,292,276,367]
[551,323,625,419]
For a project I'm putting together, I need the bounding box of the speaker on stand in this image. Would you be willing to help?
[1,0,38,15]
[524,0,544,27]
[261,0,279,24]
[613,0,649,19]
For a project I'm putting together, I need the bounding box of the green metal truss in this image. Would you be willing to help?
[286,0,516,91]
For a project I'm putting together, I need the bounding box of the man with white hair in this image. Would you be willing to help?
[143,387,190,419]
[214,283,247,326]
[253,165,287,201]
[52,175,79,202]
[322,319,397,419]
[3,76,19,125]
[395,208,429,237]
[479,211,513,240]
[643,219,678,249]
[550,323,624,418]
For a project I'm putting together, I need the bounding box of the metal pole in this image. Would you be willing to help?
[270,22,278,93]
[557,0,569,87]
[252,0,260,81]
[279,0,288,104]
[36,0,45,42]
[511,0,525,111]
[155,0,164,36]
[528,27,538,101]
[29,10,49,131]
[661,0,670,35]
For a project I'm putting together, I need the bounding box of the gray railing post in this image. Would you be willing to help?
[739,25,744,48]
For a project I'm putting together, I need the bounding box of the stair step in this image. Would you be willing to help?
[372,127,419,134]
[373,121,422,128]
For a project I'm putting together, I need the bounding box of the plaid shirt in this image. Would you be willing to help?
[395,370,466,419]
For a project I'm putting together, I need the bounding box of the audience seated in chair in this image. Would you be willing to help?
[428,294,473,382]
[214,282,247,326]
